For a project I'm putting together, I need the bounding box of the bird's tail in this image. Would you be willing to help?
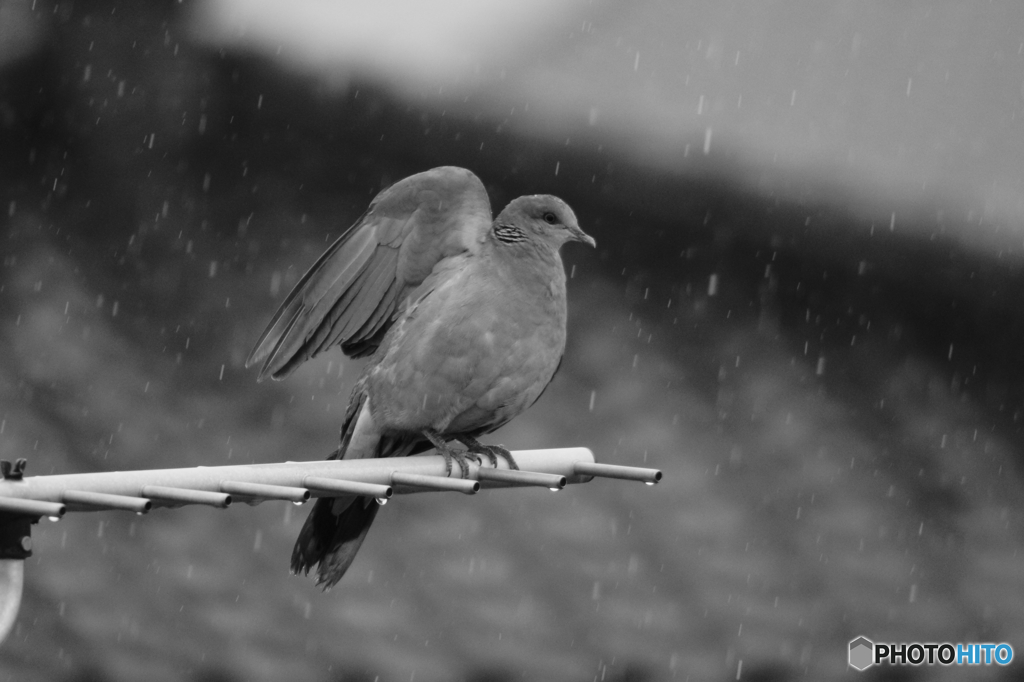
[291,484,381,588]
[290,388,414,588]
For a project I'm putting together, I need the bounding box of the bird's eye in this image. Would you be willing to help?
[542,212,558,225]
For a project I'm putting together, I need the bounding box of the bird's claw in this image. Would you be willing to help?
[457,437,519,471]
[442,449,479,479]
[425,430,516,478]
[487,444,519,471]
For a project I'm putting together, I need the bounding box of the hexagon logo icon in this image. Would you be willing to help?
[849,636,874,671]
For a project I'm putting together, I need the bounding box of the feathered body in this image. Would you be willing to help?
[366,234,568,437]
[246,167,593,587]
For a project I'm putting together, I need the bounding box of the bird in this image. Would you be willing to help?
[245,166,595,587]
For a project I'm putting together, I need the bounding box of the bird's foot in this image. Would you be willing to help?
[450,450,481,479]
[423,429,477,479]
[456,435,519,471]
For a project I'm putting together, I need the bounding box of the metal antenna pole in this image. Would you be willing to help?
[0,447,661,645]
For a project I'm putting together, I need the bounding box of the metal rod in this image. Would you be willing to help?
[140,486,231,508]
[390,472,478,494]
[0,560,24,645]
[572,462,662,484]
[219,481,309,503]
[0,498,65,518]
[62,491,151,513]
[475,468,566,489]
[0,448,597,513]
[301,477,392,499]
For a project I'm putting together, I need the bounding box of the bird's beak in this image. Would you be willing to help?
[570,226,597,248]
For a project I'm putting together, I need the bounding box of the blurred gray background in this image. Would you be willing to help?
[2,1,1024,680]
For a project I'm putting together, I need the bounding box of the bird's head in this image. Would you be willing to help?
[494,195,596,249]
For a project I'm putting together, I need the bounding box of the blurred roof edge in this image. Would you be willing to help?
[182,0,1024,258]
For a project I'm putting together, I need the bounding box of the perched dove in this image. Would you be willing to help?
[246,166,594,587]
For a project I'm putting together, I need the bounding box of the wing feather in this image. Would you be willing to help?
[264,244,397,377]
[336,247,400,340]
[309,246,399,358]
[245,166,492,381]
[351,278,402,342]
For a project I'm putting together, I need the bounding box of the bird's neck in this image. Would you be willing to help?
[492,221,527,245]
[488,235,567,300]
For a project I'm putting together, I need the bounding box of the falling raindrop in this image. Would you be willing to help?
[548,487,561,492]
[47,516,60,522]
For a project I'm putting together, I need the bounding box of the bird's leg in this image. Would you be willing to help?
[455,435,519,471]
[423,429,477,478]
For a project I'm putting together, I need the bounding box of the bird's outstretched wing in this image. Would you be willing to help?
[245,166,492,381]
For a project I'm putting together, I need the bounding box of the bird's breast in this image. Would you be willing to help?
[365,257,568,434]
